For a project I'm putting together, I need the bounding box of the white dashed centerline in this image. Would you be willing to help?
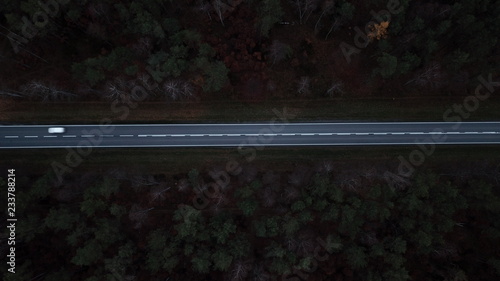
[5,127,499,147]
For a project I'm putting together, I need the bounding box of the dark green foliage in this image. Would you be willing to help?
[209,214,237,244]
[389,237,407,254]
[236,181,261,216]
[125,65,138,76]
[173,205,206,239]
[212,249,233,271]
[397,52,421,75]
[104,242,136,279]
[80,178,119,216]
[345,245,367,269]
[71,63,105,86]
[374,53,398,78]
[385,0,499,74]
[291,200,306,212]
[191,246,212,273]
[464,180,500,240]
[129,3,165,38]
[395,173,468,253]
[200,61,229,92]
[254,216,280,237]
[146,229,179,272]
[339,205,362,236]
[338,1,355,20]
[265,242,296,274]
[199,43,216,58]
[94,218,124,247]
[321,204,339,221]
[110,204,127,218]
[72,48,134,86]
[101,48,134,72]
[71,240,103,266]
[283,214,300,236]
[66,223,87,247]
[238,199,258,216]
[80,198,106,217]
[408,17,425,32]
[69,217,126,267]
[188,168,199,188]
[327,185,344,203]
[382,266,410,281]
[445,50,470,71]
[297,210,313,224]
[258,0,284,37]
[30,173,52,200]
[162,18,181,34]
[323,234,343,253]
[44,207,79,231]
[170,29,202,45]
[228,235,251,258]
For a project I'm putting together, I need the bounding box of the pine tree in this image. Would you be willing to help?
[258,0,284,37]
[201,61,229,92]
[44,207,79,231]
[375,52,398,78]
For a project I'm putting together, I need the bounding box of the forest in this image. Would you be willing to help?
[0,0,498,104]
[1,159,500,280]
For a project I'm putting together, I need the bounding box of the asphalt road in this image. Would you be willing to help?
[1,122,500,149]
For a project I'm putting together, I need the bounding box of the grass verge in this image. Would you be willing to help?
[2,145,500,177]
[2,96,500,124]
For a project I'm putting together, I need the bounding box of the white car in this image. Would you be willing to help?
[48,127,65,134]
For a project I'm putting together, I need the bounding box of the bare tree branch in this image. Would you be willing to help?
[297,76,311,96]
